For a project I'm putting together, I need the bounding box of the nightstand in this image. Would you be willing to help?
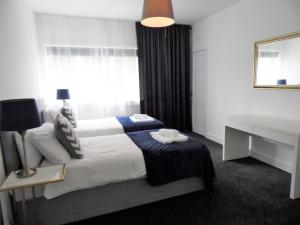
[0,164,66,225]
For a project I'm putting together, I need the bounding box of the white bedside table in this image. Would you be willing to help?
[0,164,66,225]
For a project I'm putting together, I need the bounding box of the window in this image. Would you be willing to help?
[43,46,140,118]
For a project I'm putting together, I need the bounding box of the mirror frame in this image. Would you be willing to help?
[253,31,300,89]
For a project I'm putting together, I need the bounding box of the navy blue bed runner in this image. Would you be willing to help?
[127,130,215,190]
[116,116,165,132]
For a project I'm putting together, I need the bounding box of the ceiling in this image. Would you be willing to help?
[27,0,242,25]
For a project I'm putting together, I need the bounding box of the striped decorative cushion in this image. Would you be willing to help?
[55,114,83,159]
[61,103,77,128]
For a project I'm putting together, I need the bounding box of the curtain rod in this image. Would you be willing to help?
[43,44,138,50]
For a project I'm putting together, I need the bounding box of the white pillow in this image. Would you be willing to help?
[14,131,43,168]
[42,105,62,123]
[29,123,71,164]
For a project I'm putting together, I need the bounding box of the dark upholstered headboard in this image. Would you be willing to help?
[0,131,21,175]
[0,98,46,175]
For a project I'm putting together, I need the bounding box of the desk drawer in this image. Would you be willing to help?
[226,121,252,133]
[253,127,295,146]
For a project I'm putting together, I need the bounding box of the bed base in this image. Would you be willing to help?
[16,177,203,225]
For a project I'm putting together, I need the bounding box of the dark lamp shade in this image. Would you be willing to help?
[57,89,70,100]
[141,0,175,28]
[0,99,42,131]
[277,79,287,85]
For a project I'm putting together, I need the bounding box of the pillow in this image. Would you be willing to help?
[61,104,77,128]
[14,131,43,168]
[29,123,71,164]
[55,114,83,159]
[42,105,62,123]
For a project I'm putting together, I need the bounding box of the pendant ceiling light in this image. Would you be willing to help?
[141,0,175,28]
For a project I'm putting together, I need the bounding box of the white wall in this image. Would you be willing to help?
[192,0,300,144]
[0,0,42,224]
[0,0,43,100]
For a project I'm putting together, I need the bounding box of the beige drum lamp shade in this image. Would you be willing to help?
[141,0,175,28]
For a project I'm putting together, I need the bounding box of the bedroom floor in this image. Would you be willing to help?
[68,134,300,225]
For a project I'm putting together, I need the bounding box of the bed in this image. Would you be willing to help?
[0,102,215,225]
[1,130,215,225]
[43,106,165,137]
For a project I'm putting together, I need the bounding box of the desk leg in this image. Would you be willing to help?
[11,190,17,225]
[223,126,250,161]
[21,189,28,225]
[290,136,300,199]
[32,187,37,225]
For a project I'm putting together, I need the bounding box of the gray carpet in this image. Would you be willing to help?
[69,134,300,225]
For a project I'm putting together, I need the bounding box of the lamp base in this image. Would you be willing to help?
[16,168,37,178]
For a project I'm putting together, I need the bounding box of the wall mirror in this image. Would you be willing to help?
[253,32,300,89]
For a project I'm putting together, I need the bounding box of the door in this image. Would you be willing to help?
[192,49,207,136]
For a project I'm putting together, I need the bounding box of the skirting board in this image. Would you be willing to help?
[194,128,206,137]
[192,130,224,145]
[249,149,292,173]
[205,132,224,145]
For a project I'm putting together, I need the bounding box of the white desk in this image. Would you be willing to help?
[223,114,300,199]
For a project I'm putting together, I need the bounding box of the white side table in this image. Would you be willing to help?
[0,164,66,225]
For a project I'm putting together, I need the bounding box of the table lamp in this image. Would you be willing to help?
[57,89,70,105]
[0,99,42,178]
[277,79,287,85]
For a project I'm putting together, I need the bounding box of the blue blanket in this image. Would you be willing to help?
[127,130,215,190]
[116,116,165,132]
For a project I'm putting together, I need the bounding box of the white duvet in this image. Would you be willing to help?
[75,117,124,138]
[42,134,146,199]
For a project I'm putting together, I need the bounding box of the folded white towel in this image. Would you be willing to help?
[133,114,149,119]
[158,129,179,138]
[130,114,155,123]
[150,131,188,144]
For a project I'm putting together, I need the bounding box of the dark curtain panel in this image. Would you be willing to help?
[136,22,192,131]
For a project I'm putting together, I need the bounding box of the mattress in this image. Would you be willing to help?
[75,117,124,137]
[42,134,146,199]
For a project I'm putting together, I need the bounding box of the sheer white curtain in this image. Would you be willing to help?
[36,14,140,119]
